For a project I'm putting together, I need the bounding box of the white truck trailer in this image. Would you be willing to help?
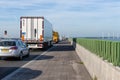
[20,16,53,49]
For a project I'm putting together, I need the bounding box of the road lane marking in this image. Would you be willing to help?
[2,46,55,80]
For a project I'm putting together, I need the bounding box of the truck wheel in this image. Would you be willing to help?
[50,41,53,47]
[0,57,1,60]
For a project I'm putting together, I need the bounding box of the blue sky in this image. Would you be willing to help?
[0,0,120,38]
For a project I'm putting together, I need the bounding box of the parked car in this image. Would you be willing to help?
[0,38,30,60]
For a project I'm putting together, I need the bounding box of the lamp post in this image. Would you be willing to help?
[4,30,8,38]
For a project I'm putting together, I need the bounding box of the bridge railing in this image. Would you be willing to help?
[73,38,120,66]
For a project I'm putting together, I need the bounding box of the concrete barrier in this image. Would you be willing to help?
[72,42,120,80]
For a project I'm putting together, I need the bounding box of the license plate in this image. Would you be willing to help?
[28,44,36,47]
[1,49,9,53]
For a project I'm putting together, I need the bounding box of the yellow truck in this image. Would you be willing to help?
[53,31,59,43]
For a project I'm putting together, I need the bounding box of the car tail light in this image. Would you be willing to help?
[10,46,18,50]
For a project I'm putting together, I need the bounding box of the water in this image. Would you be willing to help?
[97,37,120,41]
[77,37,120,42]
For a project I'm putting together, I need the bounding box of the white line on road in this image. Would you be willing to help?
[2,46,55,80]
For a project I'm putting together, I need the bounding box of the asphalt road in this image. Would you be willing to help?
[0,41,70,79]
[2,40,92,80]
[0,41,92,80]
[0,48,45,79]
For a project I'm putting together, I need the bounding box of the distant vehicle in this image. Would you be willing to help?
[20,16,53,49]
[53,31,59,43]
[0,38,30,60]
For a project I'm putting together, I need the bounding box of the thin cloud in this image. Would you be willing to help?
[0,0,120,37]
[0,0,120,19]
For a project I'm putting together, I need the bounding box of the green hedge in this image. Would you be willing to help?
[73,38,120,66]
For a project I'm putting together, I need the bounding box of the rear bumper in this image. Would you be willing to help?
[0,51,19,57]
[26,41,52,49]
[0,54,19,57]
[23,40,44,44]
[28,44,43,48]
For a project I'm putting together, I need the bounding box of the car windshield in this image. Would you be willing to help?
[0,41,16,46]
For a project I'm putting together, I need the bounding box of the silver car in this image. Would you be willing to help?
[0,38,30,60]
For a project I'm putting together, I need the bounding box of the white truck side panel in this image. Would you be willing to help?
[44,19,52,42]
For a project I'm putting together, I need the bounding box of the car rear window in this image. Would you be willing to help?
[0,41,16,46]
